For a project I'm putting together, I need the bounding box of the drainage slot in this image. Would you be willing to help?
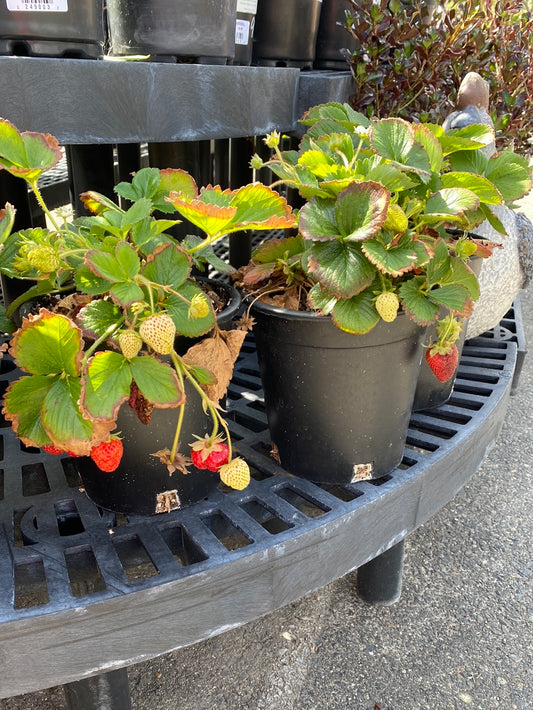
[22,463,50,496]
[202,512,252,551]
[14,557,49,609]
[113,535,159,582]
[275,486,330,518]
[55,500,85,536]
[62,458,83,488]
[0,469,3,500]
[316,484,364,502]
[159,524,208,565]
[65,546,106,597]
[230,411,268,433]
[230,375,262,391]
[240,500,293,534]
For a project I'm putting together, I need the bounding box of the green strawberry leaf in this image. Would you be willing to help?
[335,182,390,241]
[362,237,421,276]
[426,239,452,286]
[0,305,15,334]
[299,102,370,128]
[307,283,338,315]
[0,119,62,182]
[413,124,443,173]
[78,299,123,338]
[299,196,339,241]
[110,280,145,307]
[307,239,376,298]
[484,152,532,202]
[74,263,115,295]
[129,357,185,407]
[440,172,502,205]
[440,257,480,300]
[42,377,93,443]
[81,350,133,421]
[142,242,190,290]
[251,234,306,264]
[120,197,154,231]
[423,188,480,222]
[3,374,57,446]
[399,277,440,325]
[85,241,140,283]
[438,124,495,155]
[0,203,16,246]
[448,149,489,175]
[428,283,471,314]
[370,118,431,178]
[331,289,380,334]
[11,311,83,376]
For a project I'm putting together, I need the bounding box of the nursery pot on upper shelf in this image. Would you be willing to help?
[75,280,242,516]
[0,0,106,58]
[251,301,426,484]
[252,0,323,68]
[314,0,358,70]
[106,0,238,63]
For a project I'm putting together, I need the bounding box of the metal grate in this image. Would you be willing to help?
[0,308,520,624]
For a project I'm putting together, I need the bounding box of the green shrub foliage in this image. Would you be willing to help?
[345,0,533,152]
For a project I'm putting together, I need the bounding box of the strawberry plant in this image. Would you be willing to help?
[242,102,531,375]
[0,117,296,496]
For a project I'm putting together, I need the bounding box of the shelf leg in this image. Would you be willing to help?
[63,668,132,710]
[356,539,405,605]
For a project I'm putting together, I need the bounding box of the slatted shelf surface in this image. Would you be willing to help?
[0,308,520,698]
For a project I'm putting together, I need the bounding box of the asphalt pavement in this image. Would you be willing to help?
[1,203,532,710]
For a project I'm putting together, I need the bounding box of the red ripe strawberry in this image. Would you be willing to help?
[190,435,230,472]
[425,344,459,383]
[43,444,65,455]
[90,438,124,473]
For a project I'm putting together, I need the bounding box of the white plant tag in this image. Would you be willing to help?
[351,462,374,483]
[237,0,257,13]
[235,19,251,46]
[7,0,68,11]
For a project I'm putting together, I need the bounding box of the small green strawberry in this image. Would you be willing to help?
[139,314,176,355]
[188,293,210,320]
[27,245,60,274]
[218,457,251,490]
[375,291,400,323]
[118,330,143,359]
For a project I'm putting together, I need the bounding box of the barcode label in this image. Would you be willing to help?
[6,0,68,11]
[235,19,250,46]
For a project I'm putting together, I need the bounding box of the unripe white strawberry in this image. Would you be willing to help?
[118,330,143,359]
[218,457,251,490]
[375,292,400,323]
[139,314,176,355]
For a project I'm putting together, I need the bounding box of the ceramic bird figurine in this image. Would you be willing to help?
[442,72,533,338]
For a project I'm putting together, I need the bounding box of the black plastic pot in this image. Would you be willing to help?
[0,0,105,58]
[252,301,426,484]
[76,280,242,516]
[252,0,323,68]
[233,0,257,65]
[106,0,238,64]
[314,0,358,70]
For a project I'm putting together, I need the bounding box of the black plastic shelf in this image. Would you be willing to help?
[0,304,520,699]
